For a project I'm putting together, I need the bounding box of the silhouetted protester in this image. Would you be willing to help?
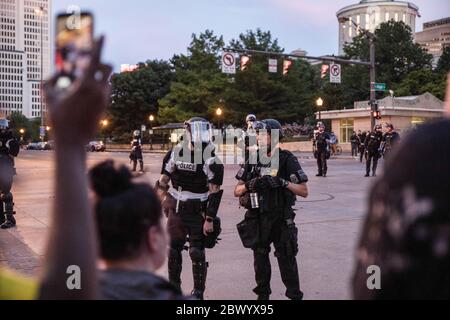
[353,118,450,300]
[90,161,186,300]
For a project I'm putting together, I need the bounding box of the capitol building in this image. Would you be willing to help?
[337,0,420,55]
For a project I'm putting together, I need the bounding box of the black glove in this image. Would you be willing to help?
[261,176,289,190]
[245,178,265,192]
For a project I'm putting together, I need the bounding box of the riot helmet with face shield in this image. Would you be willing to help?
[184,117,212,146]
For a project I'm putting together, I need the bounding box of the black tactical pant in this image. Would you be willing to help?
[351,143,358,157]
[359,146,367,163]
[168,200,207,296]
[366,151,380,176]
[130,151,144,172]
[317,150,328,176]
[250,211,303,300]
[0,162,15,227]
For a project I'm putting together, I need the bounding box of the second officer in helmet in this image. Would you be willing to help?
[234,119,309,300]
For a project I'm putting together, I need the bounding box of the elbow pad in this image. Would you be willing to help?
[207,189,224,218]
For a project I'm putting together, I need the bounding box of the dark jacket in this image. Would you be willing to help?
[99,269,188,300]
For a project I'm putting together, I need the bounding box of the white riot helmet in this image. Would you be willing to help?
[184,117,212,145]
[133,130,141,138]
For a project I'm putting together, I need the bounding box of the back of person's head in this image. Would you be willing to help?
[89,160,164,264]
[353,119,450,299]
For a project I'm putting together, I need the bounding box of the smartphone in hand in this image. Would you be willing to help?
[55,11,94,89]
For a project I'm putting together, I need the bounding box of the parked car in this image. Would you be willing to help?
[26,142,42,151]
[86,141,106,152]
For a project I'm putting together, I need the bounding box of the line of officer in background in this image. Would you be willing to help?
[381,123,401,159]
[130,130,144,173]
[313,123,331,177]
[234,119,309,301]
[364,124,383,177]
[0,119,20,229]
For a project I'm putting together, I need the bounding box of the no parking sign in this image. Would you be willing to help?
[330,64,342,84]
[222,52,236,74]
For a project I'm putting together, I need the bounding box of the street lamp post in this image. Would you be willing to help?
[216,108,223,130]
[19,129,25,144]
[35,6,45,140]
[149,115,155,151]
[340,17,377,130]
[316,97,324,121]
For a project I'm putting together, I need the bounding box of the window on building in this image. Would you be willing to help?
[340,119,355,144]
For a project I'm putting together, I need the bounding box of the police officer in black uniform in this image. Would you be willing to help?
[0,119,20,229]
[235,119,309,301]
[130,130,144,173]
[364,124,383,177]
[238,114,257,165]
[156,117,224,300]
[357,130,367,163]
[381,123,400,159]
[314,123,330,177]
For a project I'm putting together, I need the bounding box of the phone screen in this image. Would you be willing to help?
[55,12,93,85]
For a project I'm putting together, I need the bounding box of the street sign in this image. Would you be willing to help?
[39,126,45,138]
[372,83,387,91]
[268,59,278,73]
[149,129,154,135]
[330,64,341,84]
[141,125,146,132]
[221,52,236,74]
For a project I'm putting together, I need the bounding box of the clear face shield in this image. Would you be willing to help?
[188,121,212,145]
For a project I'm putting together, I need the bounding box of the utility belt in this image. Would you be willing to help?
[169,188,208,215]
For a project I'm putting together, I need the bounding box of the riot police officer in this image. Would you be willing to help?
[130,130,144,173]
[0,119,20,229]
[357,130,367,163]
[381,123,400,159]
[156,117,224,300]
[313,123,330,177]
[364,125,383,177]
[234,119,309,300]
[239,114,257,164]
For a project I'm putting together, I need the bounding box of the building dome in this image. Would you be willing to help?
[337,0,419,55]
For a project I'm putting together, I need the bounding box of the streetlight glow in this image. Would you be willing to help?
[316,98,324,107]
[20,129,25,135]
[101,120,108,127]
[216,108,223,116]
[149,115,155,122]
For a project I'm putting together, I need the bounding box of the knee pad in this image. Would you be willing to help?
[189,247,205,263]
[0,192,13,203]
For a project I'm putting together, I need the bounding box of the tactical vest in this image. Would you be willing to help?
[170,147,211,194]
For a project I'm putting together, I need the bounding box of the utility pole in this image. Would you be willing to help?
[369,36,377,130]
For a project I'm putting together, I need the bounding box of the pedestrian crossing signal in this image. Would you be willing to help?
[283,60,292,75]
[241,55,251,71]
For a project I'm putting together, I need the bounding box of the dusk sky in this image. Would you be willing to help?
[52,0,450,69]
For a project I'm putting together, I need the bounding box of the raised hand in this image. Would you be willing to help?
[44,36,112,146]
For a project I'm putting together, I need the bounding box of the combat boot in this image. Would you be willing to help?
[168,249,183,291]
[1,214,16,229]
[191,261,208,300]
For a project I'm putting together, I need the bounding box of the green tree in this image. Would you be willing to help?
[393,69,447,100]
[436,45,450,74]
[158,30,228,124]
[344,21,432,102]
[225,29,318,124]
[7,113,40,142]
[109,59,173,135]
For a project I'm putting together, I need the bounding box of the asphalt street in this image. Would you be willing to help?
[1,150,378,300]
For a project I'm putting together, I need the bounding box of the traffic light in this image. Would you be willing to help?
[321,64,329,79]
[283,60,293,75]
[240,55,251,71]
[373,111,382,120]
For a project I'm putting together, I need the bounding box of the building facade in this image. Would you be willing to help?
[0,0,52,119]
[316,93,444,151]
[416,17,450,67]
[337,0,419,55]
